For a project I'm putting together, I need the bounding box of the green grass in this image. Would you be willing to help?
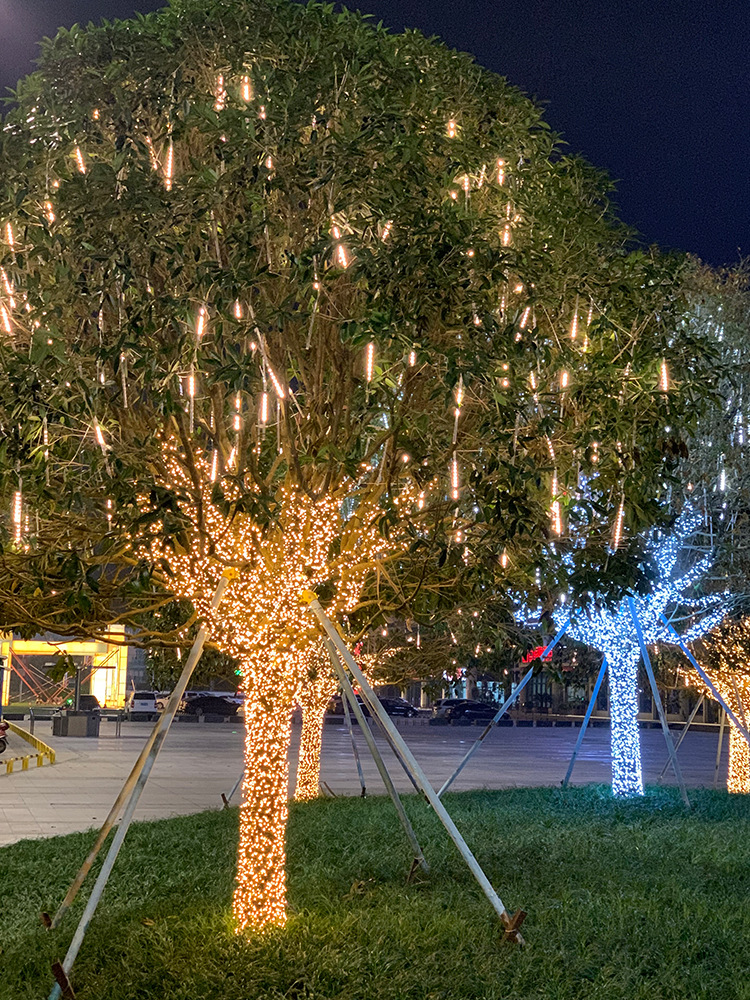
[3,787,750,999]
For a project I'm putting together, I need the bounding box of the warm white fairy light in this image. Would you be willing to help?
[500,549,509,568]
[560,370,569,389]
[451,455,460,499]
[258,105,267,120]
[365,341,375,382]
[660,359,669,392]
[497,158,505,185]
[550,470,562,535]
[519,306,531,329]
[92,108,100,120]
[234,299,243,320]
[570,306,579,341]
[44,201,55,223]
[265,154,274,171]
[453,377,464,443]
[612,495,625,550]
[265,364,285,399]
[381,220,393,241]
[259,391,269,424]
[447,119,458,138]
[74,147,86,174]
[210,449,218,482]
[106,498,113,525]
[164,141,174,191]
[234,392,242,431]
[331,225,349,268]
[145,136,160,171]
[241,75,253,102]
[12,488,22,543]
[93,420,107,451]
[196,306,207,340]
[215,74,227,111]
[136,443,389,930]
[408,349,417,367]
[0,304,11,335]
[5,222,14,248]
[187,373,196,398]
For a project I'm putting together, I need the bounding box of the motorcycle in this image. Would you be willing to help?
[0,719,8,754]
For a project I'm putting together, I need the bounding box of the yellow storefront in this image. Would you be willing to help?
[0,628,129,708]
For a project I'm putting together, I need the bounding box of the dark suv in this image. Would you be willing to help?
[445,700,503,724]
[379,697,418,718]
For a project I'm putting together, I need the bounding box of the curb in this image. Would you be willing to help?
[3,721,56,774]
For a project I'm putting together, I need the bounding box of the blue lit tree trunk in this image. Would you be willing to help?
[607,650,644,796]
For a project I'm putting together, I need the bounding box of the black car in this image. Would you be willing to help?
[379,697,419,718]
[181,695,239,717]
[445,700,503,724]
[432,697,471,720]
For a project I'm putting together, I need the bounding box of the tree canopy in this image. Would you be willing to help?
[0,0,715,645]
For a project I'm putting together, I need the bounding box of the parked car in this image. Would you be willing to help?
[379,697,419,718]
[126,691,158,720]
[445,700,506,724]
[432,698,471,720]
[181,695,239,717]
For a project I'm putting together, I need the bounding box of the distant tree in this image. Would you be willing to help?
[691,617,750,793]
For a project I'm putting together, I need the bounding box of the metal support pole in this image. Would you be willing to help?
[73,666,82,712]
[658,613,750,745]
[306,595,524,941]
[47,571,233,1000]
[657,694,704,782]
[221,770,244,809]
[714,708,727,789]
[29,707,35,736]
[322,637,428,872]
[341,684,367,797]
[628,599,690,808]
[438,620,571,799]
[47,724,160,929]
[562,656,607,788]
[369,707,421,794]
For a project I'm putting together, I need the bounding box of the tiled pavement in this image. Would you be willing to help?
[0,717,727,847]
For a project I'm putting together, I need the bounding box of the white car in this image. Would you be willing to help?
[126,691,158,719]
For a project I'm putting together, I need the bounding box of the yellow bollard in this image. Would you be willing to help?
[6,759,14,774]
[22,756,30,770]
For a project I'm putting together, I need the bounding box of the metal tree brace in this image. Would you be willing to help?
[302,592,526,943]
[44,571,235,1000]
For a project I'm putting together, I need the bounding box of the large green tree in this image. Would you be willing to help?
[0,0,714,928]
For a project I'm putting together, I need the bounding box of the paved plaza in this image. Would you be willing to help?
[0,717,728,846]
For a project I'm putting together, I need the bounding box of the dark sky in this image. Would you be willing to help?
[1,0,747,266]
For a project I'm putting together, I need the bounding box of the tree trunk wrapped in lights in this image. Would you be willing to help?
[690,618,750,794]
[535,506,725,798]
[0,0,719,930]
[294,653,337,801]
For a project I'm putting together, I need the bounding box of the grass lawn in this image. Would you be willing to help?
[3,786,750,999]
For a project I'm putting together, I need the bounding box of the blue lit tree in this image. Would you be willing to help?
[550,507,724,796]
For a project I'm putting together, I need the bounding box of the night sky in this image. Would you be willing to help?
[1,0,747,266]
